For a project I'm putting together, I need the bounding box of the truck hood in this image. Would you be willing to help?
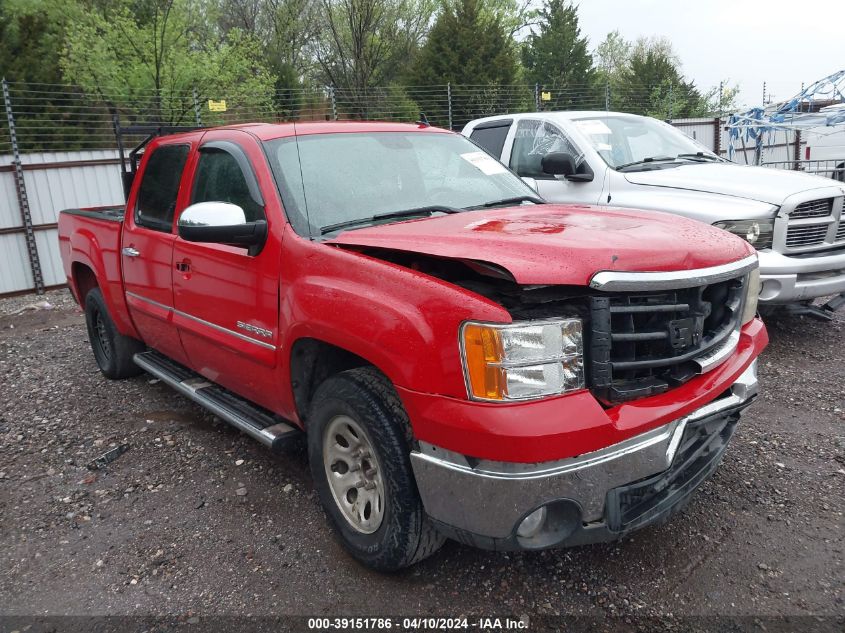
[623,162,835,205]
[327,204,753,286]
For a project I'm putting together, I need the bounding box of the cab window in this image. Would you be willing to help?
[510,120,582,179]
[191,146,265,222]
[135,144,190,232]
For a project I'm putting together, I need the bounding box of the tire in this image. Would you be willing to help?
[307,367,444,571]
[84,287,145,379]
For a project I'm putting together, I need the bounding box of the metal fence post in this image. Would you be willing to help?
[605,82,610,111]
[192,87,202,126]
[667,82,673,120]
[447,83,453,131]
[2,78,45,295]
[534,83,540,111]
[329,86,337,120]
[793,130,802,169]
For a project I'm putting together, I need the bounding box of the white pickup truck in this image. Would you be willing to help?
[463,111,845,315]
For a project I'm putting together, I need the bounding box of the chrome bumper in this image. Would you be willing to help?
[757,248,845,303]
[410,362,759,550]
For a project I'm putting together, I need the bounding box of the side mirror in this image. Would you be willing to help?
[541,152,594,183]
[541,152,577,176]
[178,202,267,255]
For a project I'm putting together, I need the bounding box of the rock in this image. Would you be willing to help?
[236,487,248,497]
[235,459,244,466]
[283,484,293,493]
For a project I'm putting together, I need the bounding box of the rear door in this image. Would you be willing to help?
[172,130,284,411]
[121,139,196,365]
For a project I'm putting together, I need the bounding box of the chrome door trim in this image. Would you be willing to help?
[125,291,276,350]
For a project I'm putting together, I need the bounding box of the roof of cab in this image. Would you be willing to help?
[209,120,452,141]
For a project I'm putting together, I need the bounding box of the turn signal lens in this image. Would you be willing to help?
[460,319,584,401]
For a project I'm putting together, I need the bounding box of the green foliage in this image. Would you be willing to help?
[595,29,629,82]
[521,0,597,110]
[316,0,435,117]
[407,0,524,128]
[60,0,275,125]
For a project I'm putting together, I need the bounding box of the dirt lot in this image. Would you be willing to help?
[0,289,842,629]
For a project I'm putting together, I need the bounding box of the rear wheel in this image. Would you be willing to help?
[84,288,144,379]
[307,367,444,571]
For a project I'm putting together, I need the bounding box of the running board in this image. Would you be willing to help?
[133,351,300,450]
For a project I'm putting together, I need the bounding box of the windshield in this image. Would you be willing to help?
[572,116,720,170]
[264,131,540,237]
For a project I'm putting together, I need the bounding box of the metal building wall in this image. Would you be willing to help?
[0,149,123,296]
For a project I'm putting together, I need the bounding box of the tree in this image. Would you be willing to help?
[61,0,275,125]
[217,0,322,118]
[521,0,597,109]
[316,0,434,117]
[407,0,523,128]
[595,29,629,82]
[616,37,705,118]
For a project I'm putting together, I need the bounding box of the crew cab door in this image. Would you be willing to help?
[506,119,605,205]
[172,130,283,411]
[121,138,196,365]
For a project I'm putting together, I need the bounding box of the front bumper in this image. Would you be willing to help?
[757,247,845,303]
[410,362,759,550]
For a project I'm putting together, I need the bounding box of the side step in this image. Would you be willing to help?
[133,350,300,450]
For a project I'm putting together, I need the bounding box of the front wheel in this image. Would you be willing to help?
[84,288,145,379]
[307,367,444,571]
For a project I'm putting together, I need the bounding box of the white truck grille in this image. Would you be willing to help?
[782,197,843,251]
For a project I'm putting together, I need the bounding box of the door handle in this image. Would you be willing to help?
[121,247,140,257]
[175,261,191,273]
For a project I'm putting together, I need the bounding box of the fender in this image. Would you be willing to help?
[280,231,511,402]
[66,221,139,339]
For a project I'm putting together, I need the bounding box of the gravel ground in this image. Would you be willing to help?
[0,289,842,629]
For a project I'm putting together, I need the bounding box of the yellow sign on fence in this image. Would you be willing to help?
[541,91,552,102]
[207,100,227,112]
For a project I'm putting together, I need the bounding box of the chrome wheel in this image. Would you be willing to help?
[323,415,385,534]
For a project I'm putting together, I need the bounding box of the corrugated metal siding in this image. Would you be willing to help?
[0,149,123,295]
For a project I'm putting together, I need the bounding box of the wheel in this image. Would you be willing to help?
[84,287,145,379]
[307,367,444,571]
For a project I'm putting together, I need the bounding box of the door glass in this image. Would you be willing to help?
[469,122,511,158]
[191,149,265,222]
[510,120,582,179]
[135,144,190,232]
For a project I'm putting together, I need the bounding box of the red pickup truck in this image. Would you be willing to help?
[58,121,768,571]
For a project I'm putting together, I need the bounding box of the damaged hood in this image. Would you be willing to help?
[327,204,754,286]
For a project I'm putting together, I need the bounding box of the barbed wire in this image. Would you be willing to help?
[0,81,733,153]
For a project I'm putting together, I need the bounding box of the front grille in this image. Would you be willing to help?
[790,198,833,219]
[837,221,845,243]
[589,278,744,405]
[785,224,829,248]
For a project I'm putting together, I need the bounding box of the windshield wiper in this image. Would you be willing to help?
[320,205,460,235]
[467,195,545,210]
[615,156,677,171]
[675,152,721,162]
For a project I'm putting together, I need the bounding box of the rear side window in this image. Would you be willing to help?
[191,147,265,222]
[469,120,511,158]
[135,144,190,232]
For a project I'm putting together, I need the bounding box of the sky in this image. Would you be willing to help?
[573,0,845,109]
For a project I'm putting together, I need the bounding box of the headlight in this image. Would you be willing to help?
[460,318,584,401]
[741,267,760,324]
[713,219,774,249]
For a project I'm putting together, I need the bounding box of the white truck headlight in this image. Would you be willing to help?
[741,267,761,324]
[713,219,774,250]
[460,318,584,401]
